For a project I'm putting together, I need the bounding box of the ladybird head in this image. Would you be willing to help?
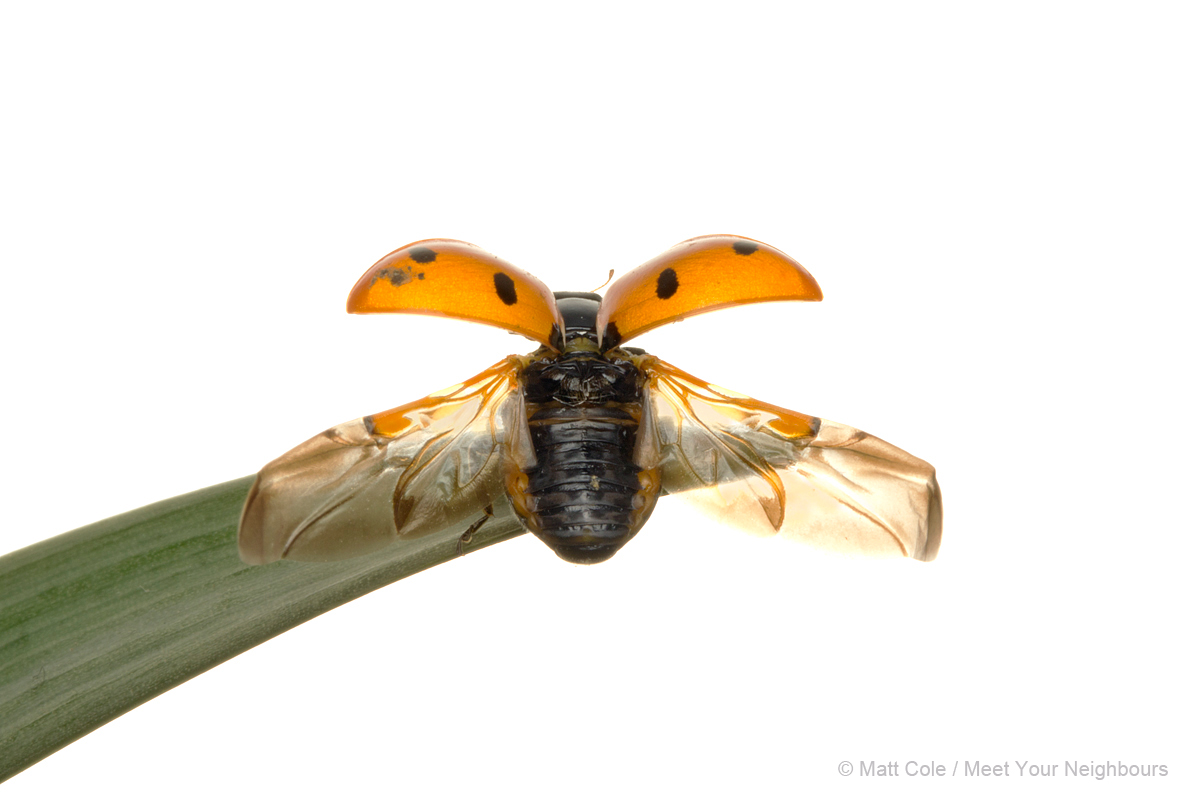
[551,291,603,353]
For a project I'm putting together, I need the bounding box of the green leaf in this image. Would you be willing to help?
[0,476,525,782]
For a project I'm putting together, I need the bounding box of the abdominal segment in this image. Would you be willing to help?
[512,404,659,564]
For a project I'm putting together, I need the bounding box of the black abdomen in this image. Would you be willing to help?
[524,404,647,564]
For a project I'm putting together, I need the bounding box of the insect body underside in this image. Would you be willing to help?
[510,349,660,564]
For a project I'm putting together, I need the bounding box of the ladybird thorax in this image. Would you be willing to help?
[522,291,642,407]
[523,349,641,407]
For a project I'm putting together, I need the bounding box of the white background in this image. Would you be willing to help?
[2,2,1196,798]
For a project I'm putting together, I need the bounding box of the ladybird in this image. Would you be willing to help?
[238,236,941,565]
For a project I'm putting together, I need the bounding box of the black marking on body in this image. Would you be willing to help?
[656,267,679,299]
[733,240,759,256]
[379,267,412,286]
[417,272,426,280]
[494,272,518,305]
[603,321,621,351]
[409,246,438,263]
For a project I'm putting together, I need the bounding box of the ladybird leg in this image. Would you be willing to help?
[457,504,494,556]
[629,467,661,532]
[504,466,540,534]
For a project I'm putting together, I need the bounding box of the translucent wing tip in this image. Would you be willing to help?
[913,472,943,562]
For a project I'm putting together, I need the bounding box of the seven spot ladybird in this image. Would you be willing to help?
[238,236,942,565]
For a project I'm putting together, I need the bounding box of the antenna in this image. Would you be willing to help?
[589,269,615,294]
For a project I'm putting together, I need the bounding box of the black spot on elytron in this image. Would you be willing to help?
[417,273,425,280]
[494,272,518,305]
[409,246,437,264]
[380,267,412,286]
[656,268,679,300]
[733,240,758,256]
[603,321,622,350]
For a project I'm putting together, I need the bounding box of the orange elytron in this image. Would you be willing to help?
[239,235,941,565]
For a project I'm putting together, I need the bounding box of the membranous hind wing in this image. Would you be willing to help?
[239,357,534,564]
[639,358,941,561]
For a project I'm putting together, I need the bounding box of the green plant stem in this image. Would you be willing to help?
[0,476,526,782]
